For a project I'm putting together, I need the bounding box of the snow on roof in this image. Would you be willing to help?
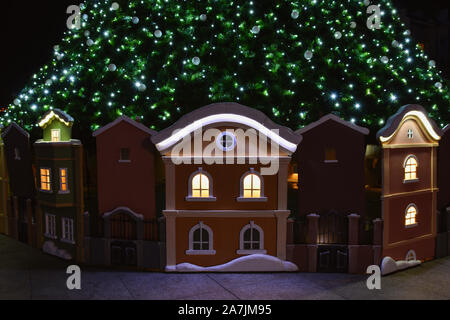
[151,102,302,153]
[93,116,157,137]
[38,108,74,128]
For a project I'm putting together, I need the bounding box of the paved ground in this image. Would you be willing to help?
[1,235,450,300]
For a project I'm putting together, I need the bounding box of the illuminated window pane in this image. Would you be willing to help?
[51,129,61,142]
[60,168,68,193]
[191,173,210,198]
[405,206,417,226]
[243,174,262,198]
[405,156,418,181]
[40,168,51,191]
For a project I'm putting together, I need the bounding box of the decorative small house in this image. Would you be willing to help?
[151,102,302,272]
[0,125,10,235]
[1,122,35,243]
[377,104,442,274]
[438,125,450,212]
[91,116,163,269]
[34,109,84,261]
[295,114,369,218]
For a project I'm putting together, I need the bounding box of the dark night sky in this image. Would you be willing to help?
[0,0,448,110]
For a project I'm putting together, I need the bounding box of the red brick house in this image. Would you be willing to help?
[92,116,159,268]
[377,104,443,267]
[151,102,302,272]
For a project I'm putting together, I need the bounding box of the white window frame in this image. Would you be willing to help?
[237,168,268,202]
[405,204,418,228]
[237,221,267,255]
[45,214,57,239]
[59,168,70,194]
[403,155,419,183]
[51,129,61,142]
[186,168,216,202]
[186,222,216,255]
[407,129,414,139]
[216,131,237,152]
[61,217,75,244]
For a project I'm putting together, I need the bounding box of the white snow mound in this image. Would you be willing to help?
[170,254,299,272]
[42,241,72,260]
[381,256,421,276]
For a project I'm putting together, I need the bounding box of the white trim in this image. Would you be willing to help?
[324,160,339,164]
[45,214,57,239]
[406,250,417,261]
[216,131,237,152]
[51,129,61,142]
[155,113,298,153]
[295,113,370,136]
[38,110,72,128]
[187,221,215,255]
[102,207,144,221]
[403,154,419,168]
[93,115,156,137]
[61,217,75,244]
[380,110,441,143]
[237,169,267,202]
[187,168,215,201]
[237,221,265,255]
[405,204,418,228]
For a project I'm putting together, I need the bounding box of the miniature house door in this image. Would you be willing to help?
[111,241,137,267]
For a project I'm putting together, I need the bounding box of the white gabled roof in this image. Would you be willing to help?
[93,116,156,137]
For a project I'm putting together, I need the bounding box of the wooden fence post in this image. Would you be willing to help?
[307,213,319,272]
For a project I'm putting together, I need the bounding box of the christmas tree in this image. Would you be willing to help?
[1,0,449,140]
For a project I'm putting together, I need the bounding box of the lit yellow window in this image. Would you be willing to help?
[60,168,68,192]
[405,205,417,226]
[192,173,210,198]
[40,168,51,191]
[51,129,61,142]
[243,174,261,198]
[404,156,418,181]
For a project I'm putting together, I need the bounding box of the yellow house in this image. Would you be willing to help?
[0,124,10,235]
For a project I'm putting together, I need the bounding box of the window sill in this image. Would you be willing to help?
[324,160,339,164]
[40,190,53,194]
[44,234,57,240]
[61,238,76,245]
[118,160,131,163]
[403,179,419,184]
[237,250,267,255]
[186,250,216,256]
[185,196,217,202]
[236,197,268,202]
[58,191,71,195]
[405,224,418,229]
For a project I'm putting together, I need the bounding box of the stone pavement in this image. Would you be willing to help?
[1,235,449,300]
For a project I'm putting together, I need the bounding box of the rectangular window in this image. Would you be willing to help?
[59,168,69,193]
[51,129,61,142]
[120,148,130,162]
[45,214,56,238]
[40,168,52,192]
[61,218,74,243]
[325,147,337,162]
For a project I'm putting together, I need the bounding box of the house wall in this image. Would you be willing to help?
[175,217,277,267]
[174,164,278,211]
[96,121,156,219]
[2,127,35,199]
[297,120,366,217]
[0,136,9,234]
[438,127,450,211]
[43,121,72,142]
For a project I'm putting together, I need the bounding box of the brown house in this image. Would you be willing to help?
[438,125,450,212]
[295,114,369,217]
[1,122,36,243]
[152,102,302,272]
[92,116,159,268]
[377,104,442,264]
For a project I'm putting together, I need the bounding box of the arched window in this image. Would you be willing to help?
[404,155,418,181]
[186,168,216,201]
[186,222,216,255]
[405,204,418,227]
[237,221,267,255]
[237,169,267,202]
